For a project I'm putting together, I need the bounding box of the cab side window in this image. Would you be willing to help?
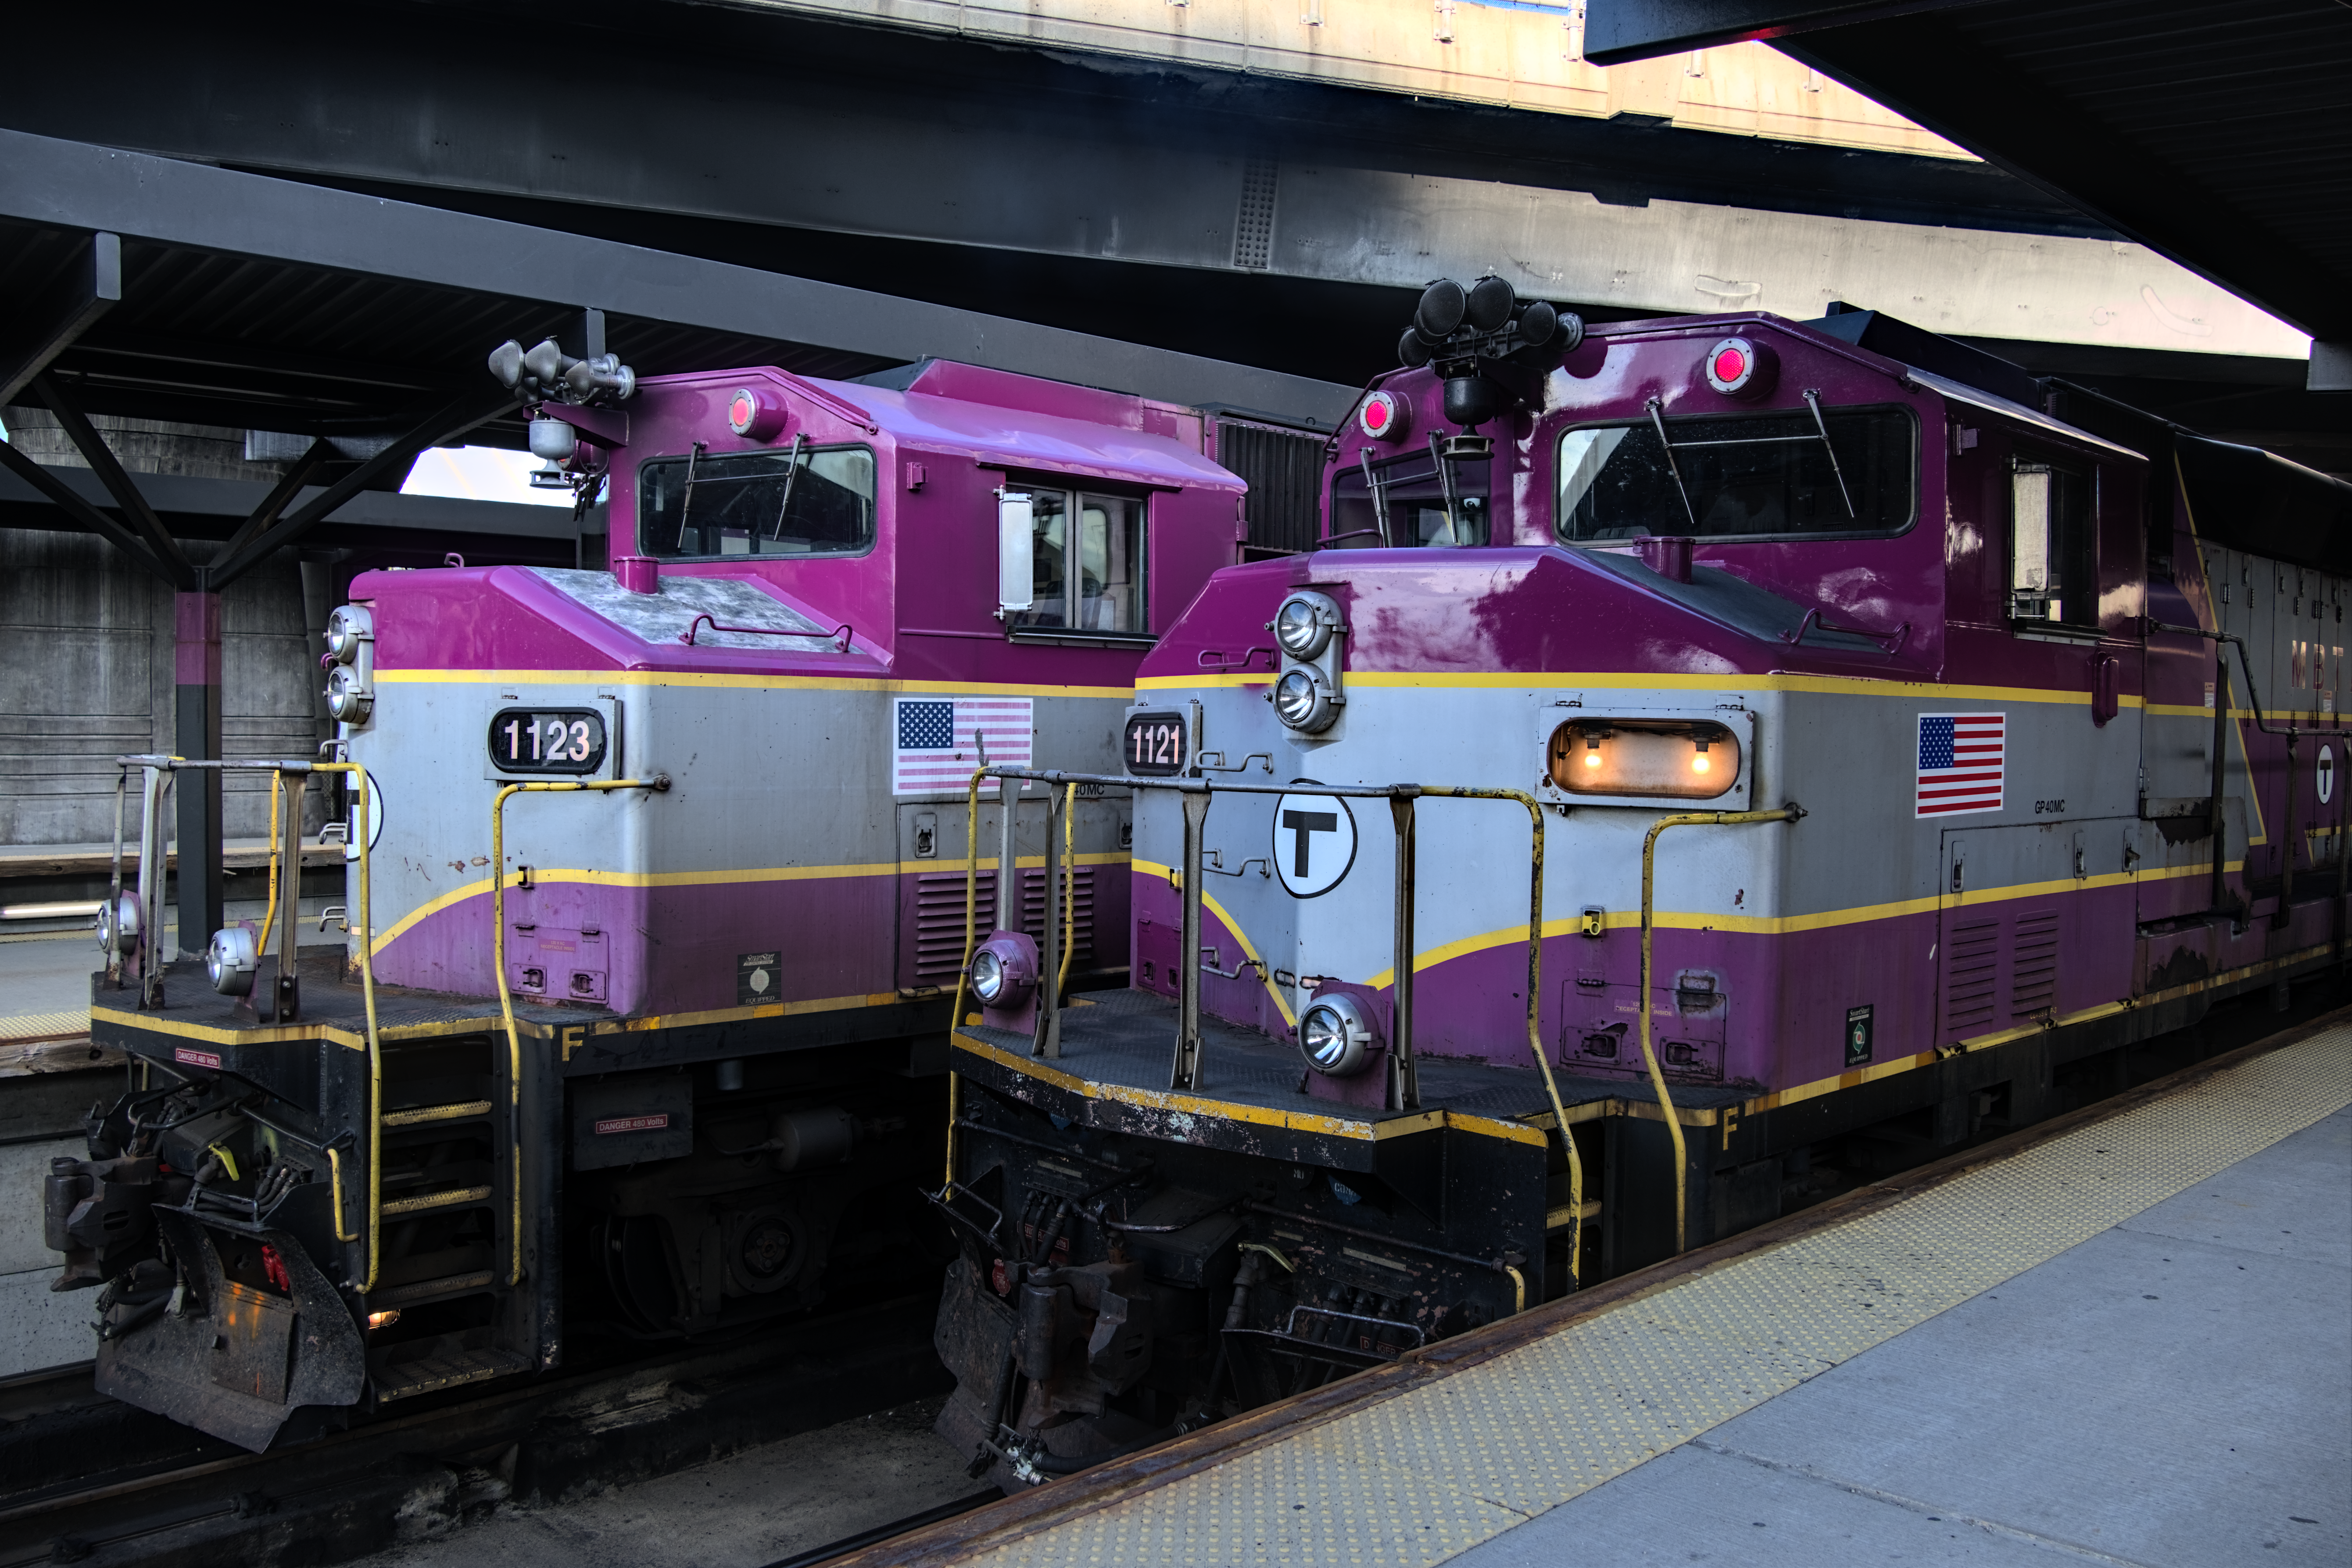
[1007,487,1147,635]
[2009,453,2096,630]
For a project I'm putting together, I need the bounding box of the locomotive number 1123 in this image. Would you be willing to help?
[488,707,609,775]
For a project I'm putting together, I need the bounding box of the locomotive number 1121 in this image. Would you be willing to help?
[1123,710,1189,776]
[488,707,609,775]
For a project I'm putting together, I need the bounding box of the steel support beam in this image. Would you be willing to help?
[206,389,518,585]
[0,129,1356,428]
[34,372,197,589]
[0,230,120,405]
[0,438,180,580]
[1582,0,1976,64]
[174,593,224,956]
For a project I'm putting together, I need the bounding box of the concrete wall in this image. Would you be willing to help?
[0,526,324,847]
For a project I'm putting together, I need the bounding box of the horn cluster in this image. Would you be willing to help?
[487,337,637,408]
[1399,276,1582,427]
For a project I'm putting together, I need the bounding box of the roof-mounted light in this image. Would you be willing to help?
[1704,336,1778,400]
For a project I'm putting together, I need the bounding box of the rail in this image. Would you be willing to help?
[491,776,668,1285]
[111,754,381,1283]
[946,764,1592,1287]
[677,613,853,652]
[2148,619,2352,938]
[1639,805,1804,1254]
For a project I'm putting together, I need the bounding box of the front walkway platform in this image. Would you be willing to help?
[862,1019,2352,1568]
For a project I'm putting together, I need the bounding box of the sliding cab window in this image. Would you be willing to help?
[1000,487,1148,636]
[1328,438,1493,548]
[1556,405,1915,542]
[2007,453,2096,631]
[638,442,877,559]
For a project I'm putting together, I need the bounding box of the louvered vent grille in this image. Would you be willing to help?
[913,869,1096,980]
[1943,918,2001,1038]
[1218,422,1325,555]
[2011,910,2060,1018]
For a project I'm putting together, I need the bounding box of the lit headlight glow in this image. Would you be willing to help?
[1548,719,1739,799]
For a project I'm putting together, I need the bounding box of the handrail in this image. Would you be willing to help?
[1778,606,1911,655]
[1640,803,1804,1255]
[311,761,382,1289]
[678,612,853,652]
[942,767,991,1200]
[953,765,1583,1293]
[492,775,668,1287]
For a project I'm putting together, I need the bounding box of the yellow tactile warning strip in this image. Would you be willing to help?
[0,1009,89,1042]
[954,1026,2352,1567]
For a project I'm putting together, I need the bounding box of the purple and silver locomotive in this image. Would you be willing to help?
[931,280,2352,1483]
[52,345,1319,1450]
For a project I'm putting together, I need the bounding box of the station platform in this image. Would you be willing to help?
[862,1018,2352,1568]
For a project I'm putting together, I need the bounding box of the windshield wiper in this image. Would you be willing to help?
[764,432,810,541]
[1644,399,1702,532]
[1801,389,1858,518]
[675,440,708,548]
[1428,433,1464,544]
[1357,448,1392,547]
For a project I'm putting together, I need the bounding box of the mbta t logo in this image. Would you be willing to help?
[1272,787,1357,898]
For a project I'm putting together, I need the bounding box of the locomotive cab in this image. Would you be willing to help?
[931,286,2352,1485]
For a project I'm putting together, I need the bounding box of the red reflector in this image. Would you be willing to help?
[261,1243,291,1294]
[1714,348,1746,383]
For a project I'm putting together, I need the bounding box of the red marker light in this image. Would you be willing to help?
[725,386,788,440]
[1358,390,1406,441]
[1703,335,1776,398]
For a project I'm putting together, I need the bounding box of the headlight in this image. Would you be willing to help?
[1273,595,1334,660]
[1300,993,1378,1077]
[324,605,372,664]
[1273,669,1339,733]
[95,892,140,956]
[968,933,1038,1012]
[206,926,258,996]
[971,948,1007,1004]
[325,665,373,724]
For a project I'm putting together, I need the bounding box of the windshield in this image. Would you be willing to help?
[1329,446,1492,548]
[1556,405,1913,542]
[639,443,877,558]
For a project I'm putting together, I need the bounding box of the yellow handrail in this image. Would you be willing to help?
[1058,780,1077,1000]
[942,767,989,1197]
[491,777,660,1287]
[1424,786,1582,1290]
[313,762,380,1289]
[1640,805,1802,1255]
[255,770,283,957]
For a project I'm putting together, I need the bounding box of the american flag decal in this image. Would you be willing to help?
[893,697,1032,796]
[1916,713,2006,817]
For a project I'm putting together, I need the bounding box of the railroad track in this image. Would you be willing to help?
[0,1294,949,1568]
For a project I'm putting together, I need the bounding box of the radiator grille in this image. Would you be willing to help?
[1217,422,1325,555]
[913,868,1096,980]
[1942,918,2001,1038]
